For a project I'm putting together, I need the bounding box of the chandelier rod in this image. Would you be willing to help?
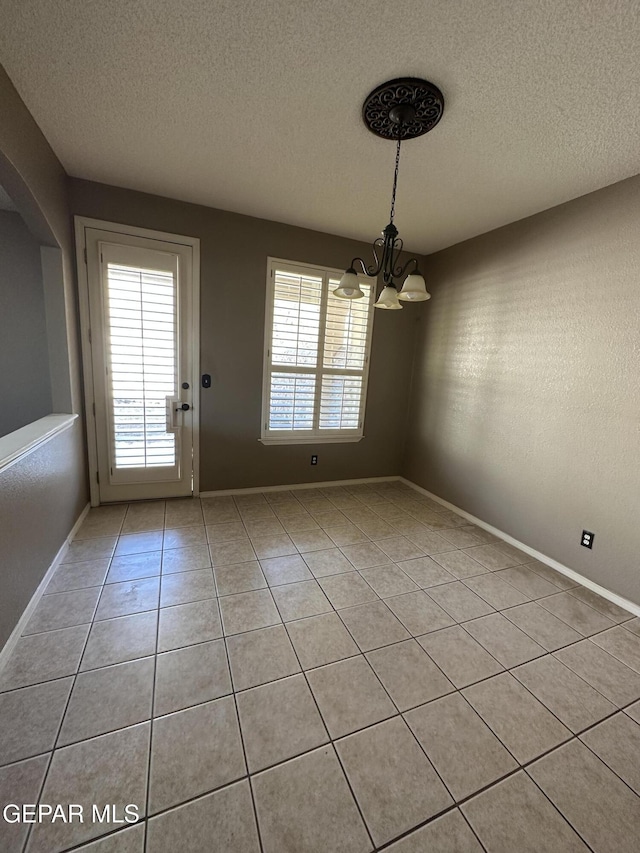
[389,134,402,225]
[333,77,444,305]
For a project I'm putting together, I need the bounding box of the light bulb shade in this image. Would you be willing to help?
[398,273,431,302]
[374,285,403,310]
[333,270,365,299]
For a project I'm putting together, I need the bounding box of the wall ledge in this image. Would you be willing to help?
[0,413,78,475]
[400,477,640,619]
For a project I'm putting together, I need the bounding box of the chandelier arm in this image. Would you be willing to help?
[349,257,368,275]
[395,255,419,279]
[367,240,385,277]
[346,255,378,278]
[389,237,405,279]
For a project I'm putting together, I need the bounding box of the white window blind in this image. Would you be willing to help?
[262,259,374,443]
[104,262,177,468]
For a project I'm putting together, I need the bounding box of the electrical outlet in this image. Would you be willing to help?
[310,455,318,465]
[581,530,594,549]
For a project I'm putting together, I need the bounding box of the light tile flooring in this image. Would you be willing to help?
[1,481,640,852]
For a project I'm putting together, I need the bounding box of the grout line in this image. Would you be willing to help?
[140,503,167,853]
[220,644,265,853]
[5,582,635,700]
[574,725,640,799]
[46,821,145,853]
[346,644,475,829]
[229,493,277,853]
[459,809,491,853]
[371,791,497,852]
[522,765,599,853]
[4,705,625,853]
[7,612,635,743]
[6,487,640,852]
[20,586,100,853]
[5,583,634,695]
[272,598,377,851]
[249,483,393,755]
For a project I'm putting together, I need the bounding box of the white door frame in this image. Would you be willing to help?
[75,216,200,506]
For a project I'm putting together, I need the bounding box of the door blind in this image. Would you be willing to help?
[104,262,177,468]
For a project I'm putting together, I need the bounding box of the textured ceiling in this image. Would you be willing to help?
[0,1,639,253]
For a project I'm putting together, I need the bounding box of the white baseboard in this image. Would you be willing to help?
[400,478,640,619]
[200,475,401,498]
[0,501,91,674]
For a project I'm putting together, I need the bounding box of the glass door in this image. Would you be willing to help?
[85,232,195,502]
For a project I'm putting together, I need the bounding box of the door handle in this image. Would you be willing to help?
[175,403,191,411]
[166,396,179,433]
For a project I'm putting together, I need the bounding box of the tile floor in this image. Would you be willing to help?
[1,481,640,852]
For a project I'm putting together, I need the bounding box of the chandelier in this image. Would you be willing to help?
[334,78,445,309]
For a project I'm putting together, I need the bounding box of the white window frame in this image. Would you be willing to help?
[261,257,375,445]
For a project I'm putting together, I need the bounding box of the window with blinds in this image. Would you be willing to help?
[262,259,374,443]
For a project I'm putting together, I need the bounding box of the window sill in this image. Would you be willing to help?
[259,435,364,446]
[0,414,78,475]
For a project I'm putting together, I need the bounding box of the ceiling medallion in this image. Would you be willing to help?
[334,78,445,309]
[362,77,445,141]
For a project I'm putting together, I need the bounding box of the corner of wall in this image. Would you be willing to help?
[398,252,430,479]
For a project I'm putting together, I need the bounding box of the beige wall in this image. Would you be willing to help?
[0,210,53,435]
[69,179,423,491]
[0,65,87,648]
[0,426,87,648]
[403,175,640,605]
